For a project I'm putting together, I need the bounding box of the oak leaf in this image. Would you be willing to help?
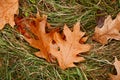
[109,57,120,80]
[15,14,57,62]
[50,22,91,69]
[0,0,19,29]
[93,13,120,45]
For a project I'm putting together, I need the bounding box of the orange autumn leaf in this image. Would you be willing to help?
[93,13,120,45]
[15,14,57,62]
[50,22,91,69]
[109,57,120,80]
[0,0,19,29]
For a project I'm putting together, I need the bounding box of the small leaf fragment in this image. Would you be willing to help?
[109,57,120,80]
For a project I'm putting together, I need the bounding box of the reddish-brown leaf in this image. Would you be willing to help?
[15,16,32,39]
[0,0,19,29]
[50,22,91,69]
[96,10,106,28]
[111,0,116,2]
[0,58,2,67]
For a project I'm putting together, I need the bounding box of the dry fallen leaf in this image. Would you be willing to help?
[15,14,57,62]
[0,58,2,67]
[50,22,91,69]
[109,57,120,80]
[0,0,19,29]
[111,0,116,2]
[96,10,106,28]
[93,13,120,45]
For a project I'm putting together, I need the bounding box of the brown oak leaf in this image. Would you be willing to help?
[109,57,120,80]
[50,22,91,69]
[15,14,57,62]
[93,13,120,45]
[0,0,19,29]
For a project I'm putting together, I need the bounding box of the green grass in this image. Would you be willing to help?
[0,0,120,80]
